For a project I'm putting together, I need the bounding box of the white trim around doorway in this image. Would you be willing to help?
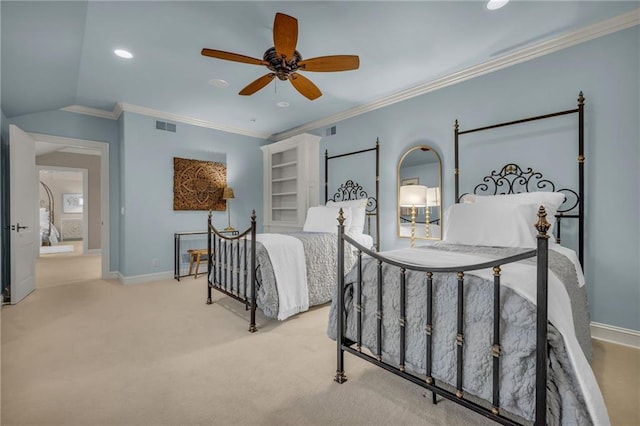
[29,133,110,280]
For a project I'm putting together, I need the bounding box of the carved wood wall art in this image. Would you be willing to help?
[173,157,226,211]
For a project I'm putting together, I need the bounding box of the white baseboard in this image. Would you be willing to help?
[118,270,174,285]
[105,271,119,280]
[591,322,640,349]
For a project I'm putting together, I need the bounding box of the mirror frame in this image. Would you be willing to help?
[397,145,443,241]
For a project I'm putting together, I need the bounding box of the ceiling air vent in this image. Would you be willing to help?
[156,120,176,133]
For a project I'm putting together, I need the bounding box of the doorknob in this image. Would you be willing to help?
[16,223,28,232]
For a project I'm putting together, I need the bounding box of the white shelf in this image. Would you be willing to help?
[272,176,297,183]
[272,161,297,169]
[271,207,297,211]
[272,192,297,196]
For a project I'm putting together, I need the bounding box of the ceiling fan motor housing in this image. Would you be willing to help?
[264,47,302,80]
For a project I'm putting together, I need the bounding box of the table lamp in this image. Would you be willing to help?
[222,187,235,231]
[399,185,427,247]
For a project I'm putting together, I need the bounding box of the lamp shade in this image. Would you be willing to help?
[426,187,440,207]
[222,187,235,200]
[399,185,427,207]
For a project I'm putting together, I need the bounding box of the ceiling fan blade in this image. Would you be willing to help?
[289,73,322,100]
[201,48,266,66]
[273,13,298,61]
[239,73,276,96]
[298,55,360,72]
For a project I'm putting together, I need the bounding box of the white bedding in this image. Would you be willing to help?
[250,230,374,320]
[383,246,609,425]
[255,234,308,320]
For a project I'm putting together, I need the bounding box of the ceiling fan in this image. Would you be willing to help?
[201,12,359,100]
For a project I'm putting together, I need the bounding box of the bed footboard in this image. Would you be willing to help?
[334,207,551,425]
[207,210,258,332]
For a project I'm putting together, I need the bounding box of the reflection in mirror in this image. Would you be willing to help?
[397,145,442,240]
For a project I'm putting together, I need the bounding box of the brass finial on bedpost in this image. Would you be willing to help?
[251,209,256,224]
[535,206,551,238]
[337,208,346,227]
[578,91,584,106]
[454,119,459,131]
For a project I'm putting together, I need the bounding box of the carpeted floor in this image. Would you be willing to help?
[1,251,638,425]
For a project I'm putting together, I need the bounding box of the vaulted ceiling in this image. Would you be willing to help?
[2,1,638,139]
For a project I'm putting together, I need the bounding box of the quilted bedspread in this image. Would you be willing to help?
[327,244,605,425]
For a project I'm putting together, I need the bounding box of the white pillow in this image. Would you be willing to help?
[466,191,564,234]
[443,202,539,248]
[303,206,352,233]
[326,199,367,234]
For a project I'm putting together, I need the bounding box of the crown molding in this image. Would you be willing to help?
[269,8,640,142]
[116,102,269,139]
[60,102,269,140]
[60,105,118,120]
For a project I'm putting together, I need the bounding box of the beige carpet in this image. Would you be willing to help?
[1,252,638,425]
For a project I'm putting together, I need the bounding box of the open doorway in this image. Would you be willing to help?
[36,161,101,289]
[32,133,110,281]
[38,168,88,254]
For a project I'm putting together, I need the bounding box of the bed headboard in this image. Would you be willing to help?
[325,139,380,250]
[454,92,585,265]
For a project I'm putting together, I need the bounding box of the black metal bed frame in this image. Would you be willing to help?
[335,207,551,425]
[325,139,380,250]
[455,92,585,265]
[206,210,257,332]
[206,139,381,332]
[334,93,586,425]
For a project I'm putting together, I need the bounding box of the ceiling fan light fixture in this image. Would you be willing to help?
[486,0,509,10]
[114,49,133,59]
[201,12,358,100]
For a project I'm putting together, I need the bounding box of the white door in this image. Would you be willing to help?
[9,125,38,304]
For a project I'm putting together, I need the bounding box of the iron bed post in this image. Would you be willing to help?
[578,92,585,267]
[454,119,460,202]
[207,210,213,304]
[375,138,380,250]
[249,211,257,333]
[334,209,347,384]
[535,206,551,425]
[324,149,329,204]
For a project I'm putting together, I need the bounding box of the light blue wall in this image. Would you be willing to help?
[316,27,639,331]
[119,112,264,277]
[6,109,120,272]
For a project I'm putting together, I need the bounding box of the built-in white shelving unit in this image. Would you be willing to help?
[261,133,321,232]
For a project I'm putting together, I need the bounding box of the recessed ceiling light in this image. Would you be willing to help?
[209,79,229,88]
[114,49,133,59]
[276,101,290,108]
[486,0,509,10]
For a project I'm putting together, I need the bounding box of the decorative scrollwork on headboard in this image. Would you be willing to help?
[460,163,579,215]
[329,179,377,213]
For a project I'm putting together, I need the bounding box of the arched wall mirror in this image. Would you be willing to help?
[397,145,443,241]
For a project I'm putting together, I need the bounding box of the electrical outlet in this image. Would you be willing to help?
[152,258,159,267]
